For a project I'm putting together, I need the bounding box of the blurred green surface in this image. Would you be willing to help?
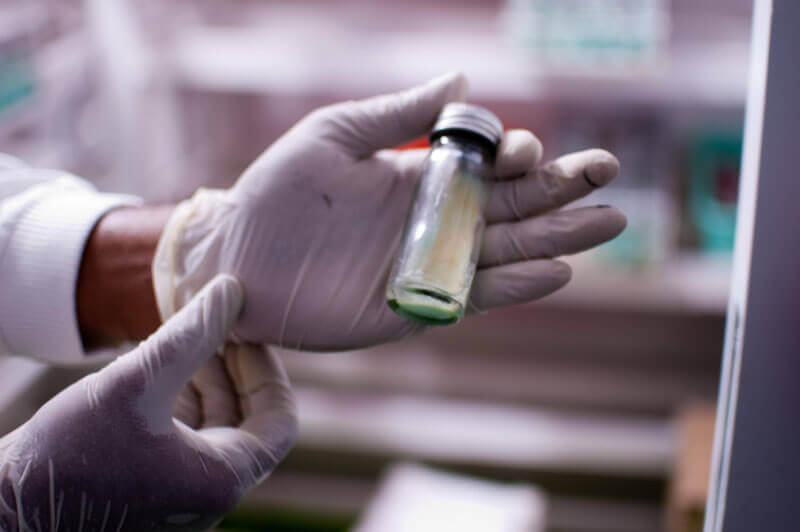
[218,506,354,532]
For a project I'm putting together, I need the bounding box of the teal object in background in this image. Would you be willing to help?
[503,0,670,69]
[688,131,742,253]
[0,53,35,116]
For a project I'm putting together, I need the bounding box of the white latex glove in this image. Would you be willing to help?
[153,72,626,351]
[0,275,297,531]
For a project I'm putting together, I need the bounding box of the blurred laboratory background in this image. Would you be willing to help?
[0,0,750,531]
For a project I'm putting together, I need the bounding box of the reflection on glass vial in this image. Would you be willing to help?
[387,103,503,325]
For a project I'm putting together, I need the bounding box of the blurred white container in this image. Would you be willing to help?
[355,463,546,532]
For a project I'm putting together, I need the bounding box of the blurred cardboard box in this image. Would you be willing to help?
[667,403,716,532]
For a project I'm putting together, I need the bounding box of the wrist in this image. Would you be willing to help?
[77,204,175,349]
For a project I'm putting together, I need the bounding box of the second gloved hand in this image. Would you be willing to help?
[153,73,626,351]
[0,275,297,531]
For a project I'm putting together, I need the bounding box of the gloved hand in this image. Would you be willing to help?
[0,275,297,531]
[153,72,626,351]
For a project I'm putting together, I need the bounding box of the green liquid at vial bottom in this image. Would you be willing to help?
[387,286,463,326]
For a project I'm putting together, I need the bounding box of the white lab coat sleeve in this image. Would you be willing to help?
[0,158,142,364]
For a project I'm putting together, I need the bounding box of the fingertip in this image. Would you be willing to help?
[432,71,469,103]
[327,72,471,156]
[601,205,628,236]
[545,148,619,188]
[217,273,244,311]
[197,274,244,343]
[583,149,620,187]
[551,259,573,286]
[495,129,543,179]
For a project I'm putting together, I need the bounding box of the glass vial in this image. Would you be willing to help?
[386,103,503,325]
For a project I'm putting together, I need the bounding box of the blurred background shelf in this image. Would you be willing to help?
[547,253,731,315]
[170,4,748,109]
[294,389,673,475]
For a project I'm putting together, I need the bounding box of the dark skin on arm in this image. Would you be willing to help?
[76,205,174,350]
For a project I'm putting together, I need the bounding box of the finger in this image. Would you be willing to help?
[323,72,468,157]
[494,129,543,180]
[468,259,572,313]
[105,274,242,410]
[224,344,293,419]
[174,383,202,428]
[479,206,627,267]
[485,149,619,223]
[192,354,241,428]
[201,344,298,489]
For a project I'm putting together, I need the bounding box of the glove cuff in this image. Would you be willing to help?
[152,188,235,321]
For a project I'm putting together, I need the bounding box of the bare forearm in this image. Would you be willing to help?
[76,205,174,350]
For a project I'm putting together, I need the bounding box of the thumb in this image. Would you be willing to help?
[321,71,468,157]
[102,274,243,415]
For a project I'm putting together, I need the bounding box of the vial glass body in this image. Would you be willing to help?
[386,134,495,325]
